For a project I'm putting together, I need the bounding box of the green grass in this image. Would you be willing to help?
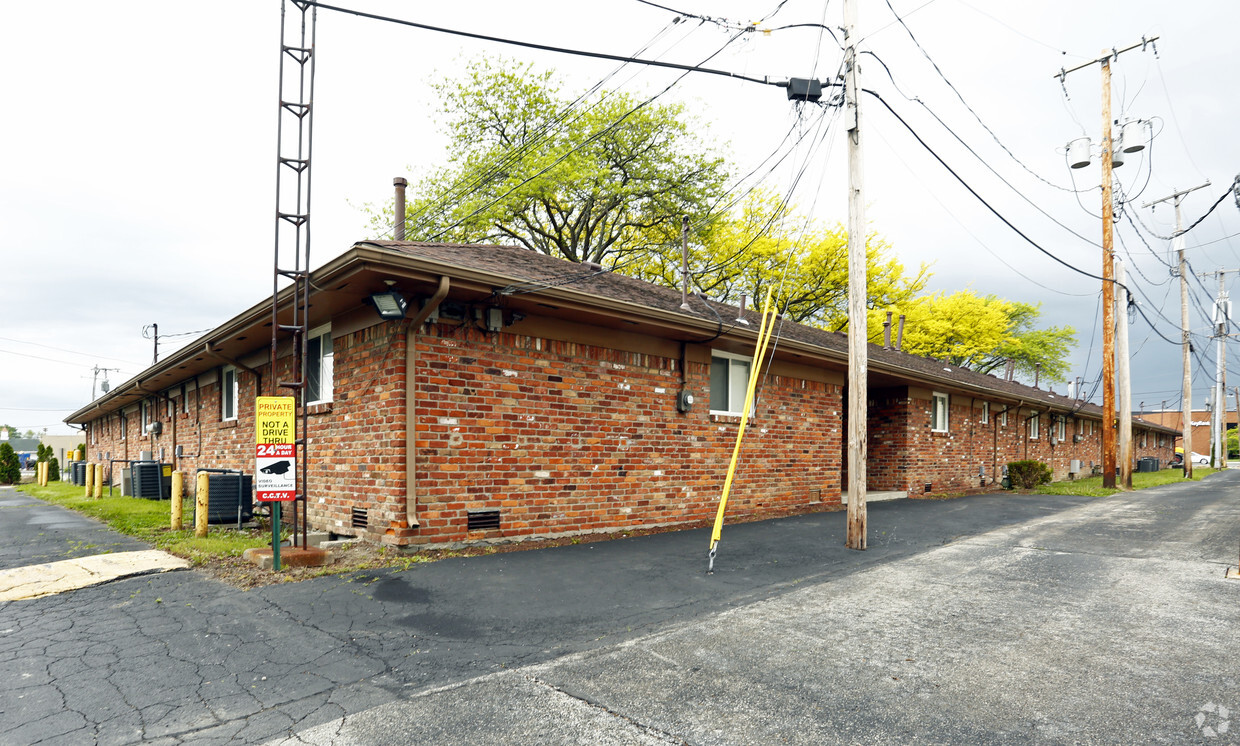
[17,481,267,563]
[1035,467,1215,497]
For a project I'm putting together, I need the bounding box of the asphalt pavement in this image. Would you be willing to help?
[1,474,1238,744]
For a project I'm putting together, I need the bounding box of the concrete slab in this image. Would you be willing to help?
[841,489,907,504]
[242,546,331,570]
[0,549,190,601]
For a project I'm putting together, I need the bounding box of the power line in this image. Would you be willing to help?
[877,0,1078,194]
[868,89,1187,350]
[388,20,692,238]
[304,1,778,86]
[863,50,1102,249]
[425,30,754,245]
[866,89,1106,284]
[870,123,1095,297]
[0,347,131,371]
[0,336,140,367]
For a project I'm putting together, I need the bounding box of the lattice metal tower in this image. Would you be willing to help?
[271,0,316,550]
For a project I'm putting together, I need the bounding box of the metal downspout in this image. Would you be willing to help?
[407,277,450,528]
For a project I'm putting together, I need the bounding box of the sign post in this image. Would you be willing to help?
[255,396,296,571]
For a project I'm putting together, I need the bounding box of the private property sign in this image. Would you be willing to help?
[255,396,296,502]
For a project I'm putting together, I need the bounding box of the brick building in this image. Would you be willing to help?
[65,242,1176,547]
[1137,408,1235,457]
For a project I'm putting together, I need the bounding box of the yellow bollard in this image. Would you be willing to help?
[37,461,45,487]
[195,471,209,538]
[84,460,94,497]
[171,471,184,530]
[93,464,103,499]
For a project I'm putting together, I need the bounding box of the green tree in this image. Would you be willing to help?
[0,442,20,484]
[635,191,930,327]
[871,290,1076,383]
[368,56,728,266]
[48,456,60,482]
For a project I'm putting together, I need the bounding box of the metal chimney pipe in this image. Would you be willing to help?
[736,294,749,324]
[393,177,408,241]
[1034,363,1041,389]
[883,311,893,349]
[895,314,906,351]
[679,216,691,311]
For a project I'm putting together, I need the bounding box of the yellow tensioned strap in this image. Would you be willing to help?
[709,289,776,556]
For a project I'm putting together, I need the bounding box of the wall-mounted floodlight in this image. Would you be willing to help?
[369,280,408,320]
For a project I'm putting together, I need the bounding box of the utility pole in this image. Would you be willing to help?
[90,366,119,401]
[1056,39,1156,489]
[1213,270,1231,466]
[1144,180,1209,477]
[843,0,867,551]
[1098,53,1118,488]
[1116,257,1132,488]
[142,323,160,366]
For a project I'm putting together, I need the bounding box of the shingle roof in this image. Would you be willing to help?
[370,241,1176,434]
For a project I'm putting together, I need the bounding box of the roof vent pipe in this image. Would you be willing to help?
[393,177,408,241]
[736,294,749,325]
[883,311,893,349]
[1034,363,1041,389]
[895,314,906,351]
[679,216,691,312]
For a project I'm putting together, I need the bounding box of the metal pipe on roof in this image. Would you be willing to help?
[394,177,408,241]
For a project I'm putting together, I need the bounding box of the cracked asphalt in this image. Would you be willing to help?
[2,473,1238,744]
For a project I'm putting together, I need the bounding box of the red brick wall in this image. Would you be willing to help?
[406,322,842,546]
[864,391,1175,494]
[80,318,1177,547]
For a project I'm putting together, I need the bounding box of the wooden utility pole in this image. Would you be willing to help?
[1099,53,1117,488]
[1116,257,1132,488]
[1055,39,1156,488]
[843,0,867,550]
[1213,271,1230,466]
[1143,180,1209,477]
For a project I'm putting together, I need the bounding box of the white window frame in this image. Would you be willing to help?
[710,350,753,417]
[1056,415,1066,441]
[222,366,238,422]
[119,413,127,441]
[980,401,989,425]
[1029,412,1040,440]
[1000,407,1008,427]
[140,399,151,433]
[931,392,949,433]
[1141,430,1148,448]
[306,324,334,405]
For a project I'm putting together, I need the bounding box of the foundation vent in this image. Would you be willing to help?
[351,507,369,530]
[467,509,501,531]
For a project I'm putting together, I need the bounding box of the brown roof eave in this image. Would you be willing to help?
[65,248,376,424]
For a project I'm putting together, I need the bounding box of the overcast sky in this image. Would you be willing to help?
[2,0,1236,435]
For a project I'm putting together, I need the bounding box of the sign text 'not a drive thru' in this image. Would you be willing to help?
[255,396,296,502]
